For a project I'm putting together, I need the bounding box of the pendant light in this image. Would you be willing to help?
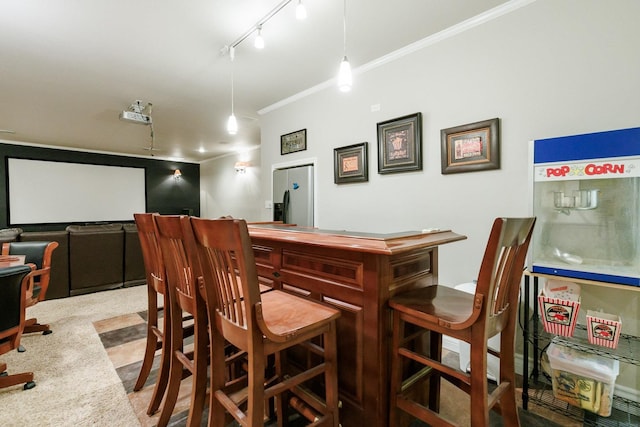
[337,0,352,92]
[296,0,307,20]
[254,25,265,49]
[227,47,238,135]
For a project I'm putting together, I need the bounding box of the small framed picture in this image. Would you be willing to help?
[377,112,422,174]
[280,129,307,155]
[334,142,368,184]
[440,118,500,174]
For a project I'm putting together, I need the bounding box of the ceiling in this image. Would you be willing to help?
[0,0,509,163]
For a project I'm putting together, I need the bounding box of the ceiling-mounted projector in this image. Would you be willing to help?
[119,100,153,125]
[119,110,152,125]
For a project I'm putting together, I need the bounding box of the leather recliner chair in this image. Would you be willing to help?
[66,224,125,296]
[0,228,23,244]
[123,223,146,287]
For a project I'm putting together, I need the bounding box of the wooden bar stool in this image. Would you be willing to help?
[153,214,209,427]
[189,216,341,427]
[132,213,194,415]
[388,217,535,427]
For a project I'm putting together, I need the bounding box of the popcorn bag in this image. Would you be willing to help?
[538,280,581,337]
[586,310,622,349]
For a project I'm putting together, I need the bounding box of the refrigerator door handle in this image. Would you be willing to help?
[282,190,290,224]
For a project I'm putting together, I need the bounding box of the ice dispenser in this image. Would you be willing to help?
[531,127,640,286]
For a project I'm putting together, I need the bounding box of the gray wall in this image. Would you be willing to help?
[199,147,262,220]
[252,0,640,395]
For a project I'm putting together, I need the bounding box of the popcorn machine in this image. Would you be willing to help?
[531,127,640,286]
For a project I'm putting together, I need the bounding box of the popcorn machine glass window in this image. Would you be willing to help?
[531,127,640,286]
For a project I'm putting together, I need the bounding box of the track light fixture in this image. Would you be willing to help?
[337,0,352,92]
[224,0,307,52]
[222,0,312,135]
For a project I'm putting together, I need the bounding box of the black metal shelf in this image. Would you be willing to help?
[522,273,640,427]
[534,323,640,367]
[526,377,640,427]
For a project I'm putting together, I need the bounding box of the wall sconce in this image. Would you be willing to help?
[234,161,249,173]
[173,169,182,179]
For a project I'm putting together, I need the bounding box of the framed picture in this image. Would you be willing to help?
[377,112,422,174]
[281,129,307,155]
[334,142,368,184]
[440,118,500,174]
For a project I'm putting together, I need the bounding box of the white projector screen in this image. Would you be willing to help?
[8,158,146,224]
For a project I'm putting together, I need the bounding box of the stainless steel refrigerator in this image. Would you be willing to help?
[272,165,314,227]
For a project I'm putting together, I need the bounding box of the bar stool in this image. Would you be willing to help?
[388,217,535,427]
[132,213,194,415]
[153,214,209,427]
[189,216,341,427]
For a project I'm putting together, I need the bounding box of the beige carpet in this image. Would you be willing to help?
[0,286,149,427]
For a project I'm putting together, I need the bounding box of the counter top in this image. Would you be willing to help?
[247,224,466,255]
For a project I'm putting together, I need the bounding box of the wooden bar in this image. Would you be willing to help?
[248,224,466,427]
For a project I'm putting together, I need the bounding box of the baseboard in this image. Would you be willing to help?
[443,336,459,353]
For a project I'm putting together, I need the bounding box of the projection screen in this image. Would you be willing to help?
[7,158,146,224]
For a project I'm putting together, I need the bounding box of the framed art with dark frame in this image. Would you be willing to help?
[334,142,368,184]
[280,129,307,155]
[377,112,422,174]
[440,118,500,174]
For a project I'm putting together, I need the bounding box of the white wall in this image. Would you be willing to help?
[258,0,640,284]
[202,0,640,395]
[253,0,640,395]
[199,147,262,220]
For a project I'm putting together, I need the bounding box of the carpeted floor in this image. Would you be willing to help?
[0,286,149,427]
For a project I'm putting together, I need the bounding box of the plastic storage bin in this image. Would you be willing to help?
[547,341,619,416]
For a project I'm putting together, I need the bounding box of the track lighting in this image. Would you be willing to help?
[225,0,309,52]
[296,0,307,20]
[254,25,265,49]
[337,0,352,92]
[222,0,312,135]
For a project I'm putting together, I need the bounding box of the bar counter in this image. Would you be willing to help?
[247,224,466,426]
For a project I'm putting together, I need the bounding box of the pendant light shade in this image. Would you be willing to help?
[296,0,307,20]
[338,56,352,92]
[337,0,352,92]
[254,25,265,49]
[227,114,238,135]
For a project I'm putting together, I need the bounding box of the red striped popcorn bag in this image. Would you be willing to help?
[538,280,581,337]
[586,310,622,349]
